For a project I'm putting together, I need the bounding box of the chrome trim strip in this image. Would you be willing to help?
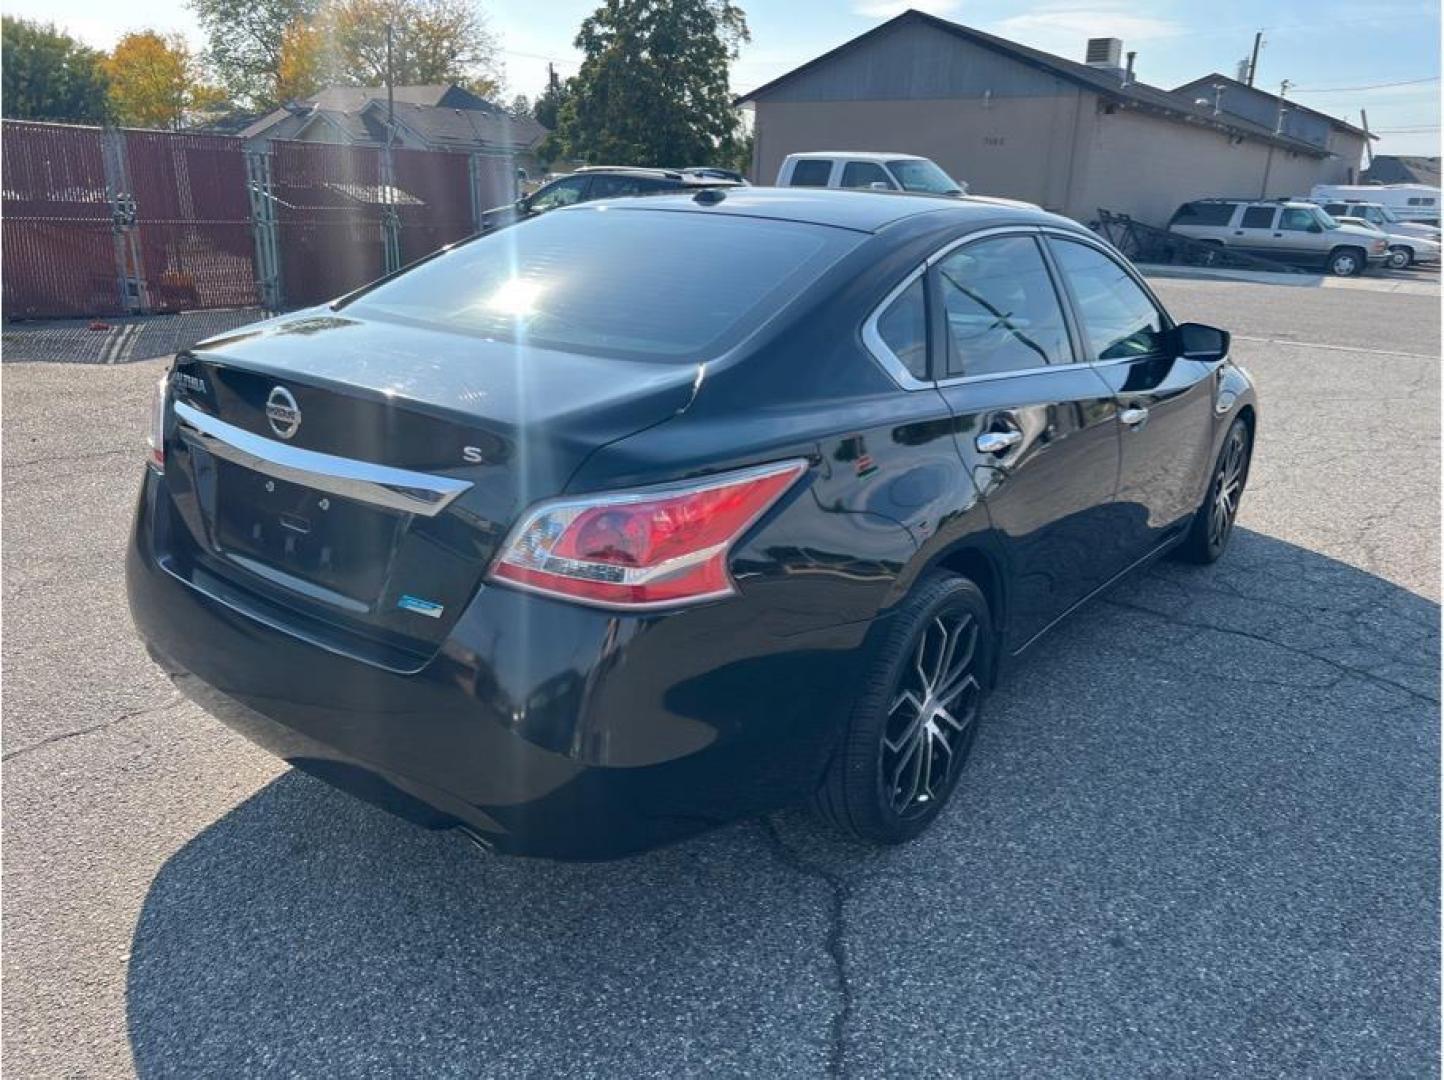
[174,401,472,517]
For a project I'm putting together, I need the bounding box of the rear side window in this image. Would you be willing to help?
[1408,197,1436,206]
[936,235,1071,377]
[789,160,832,187]
[342,207,861,361]
[1240,206,1276,229]
[874,276,928,379]
[1172,202,1235,226]
[841,161,894,189]
[1049,239,1165,361]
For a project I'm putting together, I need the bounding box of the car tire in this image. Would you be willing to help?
[812,573,993,845]
[1387,245,1413,269]
[1327,246,1366,276]
[1174,417,1252,565]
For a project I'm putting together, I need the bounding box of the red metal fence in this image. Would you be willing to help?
[392,146,475,265]
[123,130,259,312]
[2,120,523,319]
[270,141,388,309]
[1,122,121,318]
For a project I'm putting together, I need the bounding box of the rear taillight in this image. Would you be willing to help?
[146,374,168,472]
[488,460,808,610]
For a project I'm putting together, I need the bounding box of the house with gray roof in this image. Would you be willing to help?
[739,10,1369,226]
[240,84,548,177]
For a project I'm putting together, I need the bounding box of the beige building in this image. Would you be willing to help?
[740,12,1369,227]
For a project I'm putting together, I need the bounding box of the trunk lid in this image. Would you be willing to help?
[161,311,697,665]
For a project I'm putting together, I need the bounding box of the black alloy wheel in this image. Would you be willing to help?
[1176,416,1252,564]
[814,574,992,844]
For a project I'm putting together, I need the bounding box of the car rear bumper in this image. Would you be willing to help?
[126,470,875,859]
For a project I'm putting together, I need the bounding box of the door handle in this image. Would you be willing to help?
[975,430,1023,455]
[1118,406,1149,427]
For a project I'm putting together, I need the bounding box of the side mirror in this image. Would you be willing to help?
[516,195,531,212]
[1172,322,1230,363]
[869,181,891,191]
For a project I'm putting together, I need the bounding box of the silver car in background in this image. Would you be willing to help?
[1168,198,1388,276]
[1333,215,1441,268]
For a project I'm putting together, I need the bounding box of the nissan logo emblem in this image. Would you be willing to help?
[265,386,301,440]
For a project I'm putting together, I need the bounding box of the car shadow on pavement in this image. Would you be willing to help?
[124,529,1440,1077]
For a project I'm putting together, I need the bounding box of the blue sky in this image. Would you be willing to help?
[10,0,1440,156]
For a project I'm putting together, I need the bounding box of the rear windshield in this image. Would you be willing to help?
[342,207,860,361]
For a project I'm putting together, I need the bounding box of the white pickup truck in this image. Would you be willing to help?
[776,152,967,196]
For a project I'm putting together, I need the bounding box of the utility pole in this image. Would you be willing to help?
[547,61,559,93]
[1247,30,1264,86]
[1275,79,1292,133]
[386,22,395,147]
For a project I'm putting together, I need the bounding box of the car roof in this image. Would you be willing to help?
[554,185,1076,235]
[568,166,737,184]
[784,151,925,162]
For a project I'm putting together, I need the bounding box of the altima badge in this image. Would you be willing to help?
[265,386,301,440]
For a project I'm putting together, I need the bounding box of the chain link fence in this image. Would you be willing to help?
[2,120,519,320]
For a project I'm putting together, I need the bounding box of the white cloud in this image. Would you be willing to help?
[854,0,962,18]
[988,3,1184,59]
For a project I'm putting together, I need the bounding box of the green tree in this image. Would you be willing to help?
[1,17,110,123]
[533,74,569,130]
[324,0,499,89]
[553,0,748,167]
[190,0,319,108]
[508,93,532,119]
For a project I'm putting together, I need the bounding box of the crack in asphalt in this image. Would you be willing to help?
[2,694,185,762]
[758,816,855,1079]
[1102,597,1439,705]
[4,446,134,471]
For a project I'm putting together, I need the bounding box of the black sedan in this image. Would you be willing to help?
[127,188,1256,859]
[478,166,740,233]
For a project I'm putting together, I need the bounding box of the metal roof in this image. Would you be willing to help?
[739,11,1331,158]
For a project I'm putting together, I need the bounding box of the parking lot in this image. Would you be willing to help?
[3,273,1439,1076]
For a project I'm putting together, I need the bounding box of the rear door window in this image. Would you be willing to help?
[788,160,833,187]
[1240,206,1277,229]
[588,174,662,198]
[342,206,862,361]
[1048,239,1166,360]
[936,235,1072,377]
[841,161,894,189]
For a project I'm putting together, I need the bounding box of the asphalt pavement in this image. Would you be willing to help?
[3,274,1439,1077]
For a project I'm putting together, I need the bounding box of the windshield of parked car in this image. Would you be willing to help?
[1376,205,1403,223]
[340,207,861,361]
[1315,208,1341,229]
[886,159,963,195]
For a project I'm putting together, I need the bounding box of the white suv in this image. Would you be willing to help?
[1168,199,1388,276]
[777,152,967,196]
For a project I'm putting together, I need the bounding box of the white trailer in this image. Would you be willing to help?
[1309,183,1441,226]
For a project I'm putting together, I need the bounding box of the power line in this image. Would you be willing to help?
[1292,75,1441,93]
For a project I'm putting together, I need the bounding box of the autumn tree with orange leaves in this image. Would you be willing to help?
[105,31,225,128]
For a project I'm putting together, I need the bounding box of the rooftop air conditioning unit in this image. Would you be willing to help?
[1085,38,1124,76]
